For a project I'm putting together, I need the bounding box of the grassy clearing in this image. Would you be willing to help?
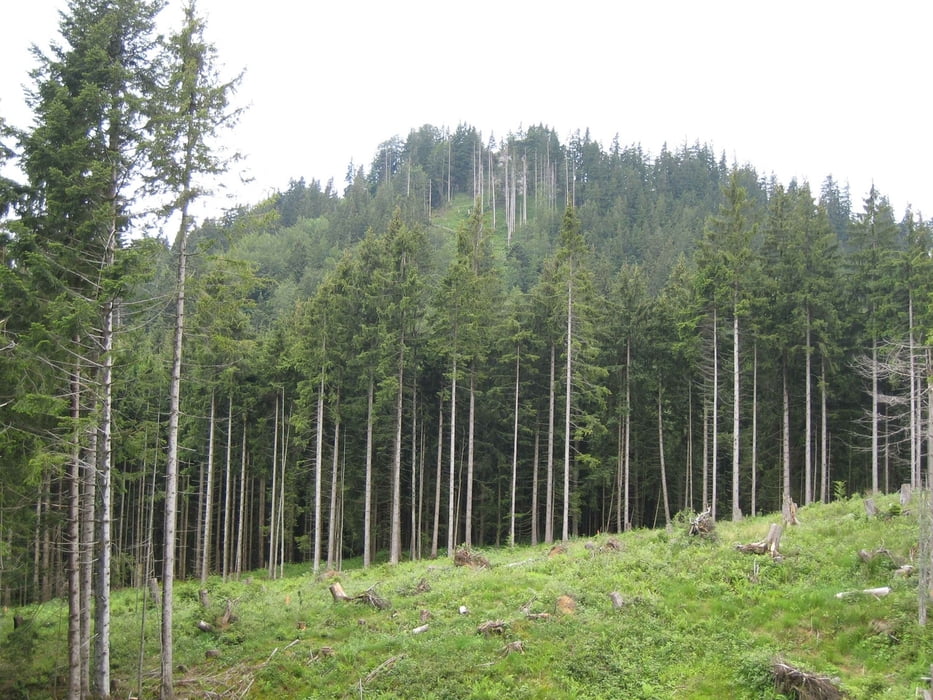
[2,493,931,698]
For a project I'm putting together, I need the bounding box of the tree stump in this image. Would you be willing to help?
[199,588,210,608]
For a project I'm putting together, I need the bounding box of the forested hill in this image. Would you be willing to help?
[2,118,930,606]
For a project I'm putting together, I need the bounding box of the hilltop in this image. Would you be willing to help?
[2,492,930,699]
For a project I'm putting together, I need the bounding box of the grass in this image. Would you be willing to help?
[2,492,931,698]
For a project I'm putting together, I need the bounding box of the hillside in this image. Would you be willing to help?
[2,492,929,699]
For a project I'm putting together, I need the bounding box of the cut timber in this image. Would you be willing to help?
[735,523,783,558]
[772,660,843,700]
[834,586,891,599]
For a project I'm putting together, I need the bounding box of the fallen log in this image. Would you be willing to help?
[834,586,891,599]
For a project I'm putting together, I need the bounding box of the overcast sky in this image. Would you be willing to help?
[2,0,930,221]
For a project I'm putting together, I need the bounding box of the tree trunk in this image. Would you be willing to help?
[313,371,325,574]
[222,395,233,581]
[364,379,374,567]
[509,352,520,546]
[327,403,341,571]
[201,393,216,583]
[390,343,404,565]
[563,279,573,542]
[711,308,719,521]
[546,344,555,544]
[67,365,83,700]
[235,415,247,578]
[657,383,671,527]
[805,316,813,504]
[732,303,741,520]
[447,357,457,555]
[431,401,443,558]
[267,394,279,579]
[465,371,476,547]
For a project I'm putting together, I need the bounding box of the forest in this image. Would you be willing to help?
[1,1,932,698]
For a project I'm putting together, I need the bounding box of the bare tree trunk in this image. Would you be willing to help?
[711,309,719,521]
[531,427,540,545]
[752,344,759,516]
[805,317,813,504]
[162,202,192,700]
[67,365,83,700]
[364,379,374,567]
[783,363,791,501]
[871,342,880,494]
[624,342,631,531]
[509,352,520,546]
[222,395,233,581]
[313,373,324,574]
[390,345,405,564]
[95,291,115,696]
[267,394,279,579]
[563,279,573,542]
[732,305,741,521]
[465,371,476,547]
[431,401,443,558]
[235,415,247,578]
[327,402,341,571]
[657,383,671,527]
[447,358,457,555]
[545,344,556,544]
[201,393,216,583]
[820,358,829,502]
[80,431,96,698]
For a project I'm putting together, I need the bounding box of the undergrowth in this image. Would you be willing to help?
[1,493,931,698]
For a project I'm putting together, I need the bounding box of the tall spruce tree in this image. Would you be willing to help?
[147,2,242,696]
[18,1,163,695]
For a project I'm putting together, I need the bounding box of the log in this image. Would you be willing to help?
[834,586,891,599]
[411,624,429,634]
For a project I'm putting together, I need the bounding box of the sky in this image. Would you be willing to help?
[2,0,930,221]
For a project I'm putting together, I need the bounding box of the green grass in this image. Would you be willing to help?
[2,493,931,698]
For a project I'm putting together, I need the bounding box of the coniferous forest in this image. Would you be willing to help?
[1,2,932,698]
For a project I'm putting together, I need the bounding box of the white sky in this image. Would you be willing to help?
[2,0,930,221]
